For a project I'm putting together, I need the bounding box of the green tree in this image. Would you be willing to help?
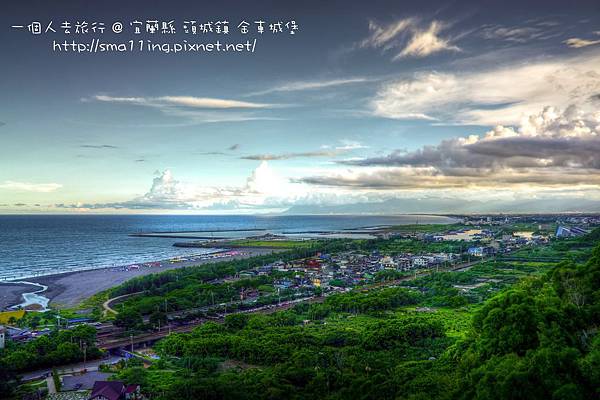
[149,311,168,329]
[224,313,249,331]
[114,308,143,331]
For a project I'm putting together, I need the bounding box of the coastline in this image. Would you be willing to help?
[0,215,461,311]
[2,248,276,310]
[0,283,35,311]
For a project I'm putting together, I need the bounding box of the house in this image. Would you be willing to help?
[467,246,495,257]
[274,279,292,289]
[6,326,31,342]
[556,225,589,238]
[89,381,142,400]
[379,256,396,269]
[412,256,433,268]
[395,257,412,270]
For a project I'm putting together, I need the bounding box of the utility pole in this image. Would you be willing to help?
[83,342,87,371]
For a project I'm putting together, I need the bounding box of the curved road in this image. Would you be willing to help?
[102,292,142,317]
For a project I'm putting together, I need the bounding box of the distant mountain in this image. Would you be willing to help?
[283,197,600,215]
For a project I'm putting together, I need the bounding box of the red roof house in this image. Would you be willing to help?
[89,381,142,400]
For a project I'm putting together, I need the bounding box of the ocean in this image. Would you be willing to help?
[0,214,456,281]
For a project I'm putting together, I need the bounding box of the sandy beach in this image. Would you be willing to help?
[3,248,276,310]
[0,283,35,310]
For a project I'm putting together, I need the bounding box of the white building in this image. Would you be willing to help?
[379,256,396,269]
[412,256,434,268]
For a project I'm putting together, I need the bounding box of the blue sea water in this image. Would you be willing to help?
[0,214,456,280]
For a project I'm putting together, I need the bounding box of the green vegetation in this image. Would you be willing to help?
[109,237,474,320]
[109,244,329,298]
[129,290,457,399]
[0,325,102,375]
[507,234,595,263]
[225,239,315,248]
[14,309,89,330]
[389,223,466,233]
[10,377,48,399]
[52,368,61,392]
[3,227,600,400]
[101,228,600,400]
[455,245,600,399]
[364,238,472,255]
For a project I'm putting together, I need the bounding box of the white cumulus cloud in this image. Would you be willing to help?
[371,51,600,125]
[0,181,62,193]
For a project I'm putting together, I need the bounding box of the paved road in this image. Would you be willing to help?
[20,355,124,381]
[102,291,143,316]
[46,375,56,394]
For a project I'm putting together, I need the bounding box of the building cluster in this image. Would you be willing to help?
[0,316,96,344]
[0,325,50,343]
[243,251,462,291]
[235,225,563,297]
[558,215,600,226]
[555,225,590,238]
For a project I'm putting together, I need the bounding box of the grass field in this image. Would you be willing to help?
[224,239,315,248]
[0,309,26,324]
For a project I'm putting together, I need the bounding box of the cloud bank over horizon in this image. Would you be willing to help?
[3,1,600,214]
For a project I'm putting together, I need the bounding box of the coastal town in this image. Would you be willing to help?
[1,214,599,399]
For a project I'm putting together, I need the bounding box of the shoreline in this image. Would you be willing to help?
[0,217,462,311]
[0,283,35,312]
[9,281,50,311]
[1,248,276,311]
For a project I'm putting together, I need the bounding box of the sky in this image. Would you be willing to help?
[1,0,600,214]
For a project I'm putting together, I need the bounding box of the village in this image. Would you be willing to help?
[230,226,555,298]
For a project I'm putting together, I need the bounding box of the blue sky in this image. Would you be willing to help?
[2,0,600,213]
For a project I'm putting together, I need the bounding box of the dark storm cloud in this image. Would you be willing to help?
[468,136,600,169]
[340,139,480,168]
[297,164,600,190]
[341,136,600,171]
[299,106,600,190]
[241,150,342,161]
